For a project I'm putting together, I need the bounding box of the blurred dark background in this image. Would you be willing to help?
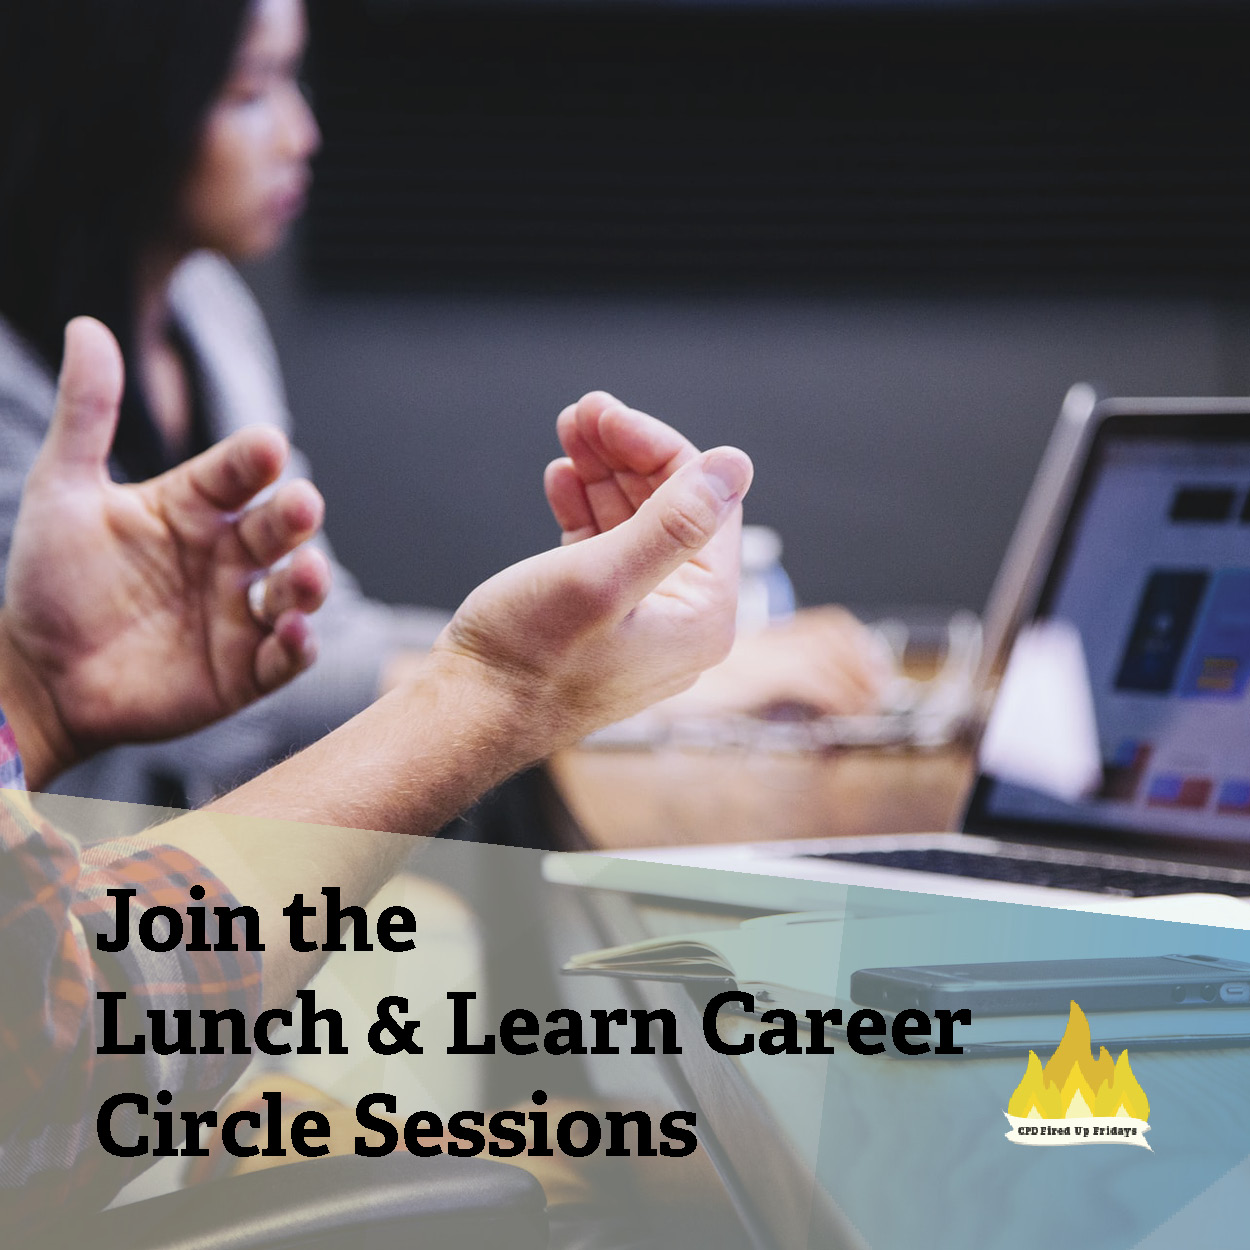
[245,0,1250,617]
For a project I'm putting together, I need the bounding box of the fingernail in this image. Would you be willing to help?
[701,449,751,503]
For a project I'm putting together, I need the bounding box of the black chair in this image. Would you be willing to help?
[87,1154,548,1250]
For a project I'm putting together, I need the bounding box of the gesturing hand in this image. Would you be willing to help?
[434,393,751,753]
[549,393,889,720]
[543,391,701,545]
[0,317,331,787]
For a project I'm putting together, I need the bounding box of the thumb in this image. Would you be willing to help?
[38,317,125,479]
[583,446,753,606]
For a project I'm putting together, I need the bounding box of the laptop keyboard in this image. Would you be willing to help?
[805,848,1250,897]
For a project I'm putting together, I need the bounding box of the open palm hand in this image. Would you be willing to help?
[0,318,330,783]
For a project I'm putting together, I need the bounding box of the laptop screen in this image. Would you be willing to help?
[968,410,1250,854]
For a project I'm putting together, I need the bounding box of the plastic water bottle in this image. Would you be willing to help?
[738,525,796,634]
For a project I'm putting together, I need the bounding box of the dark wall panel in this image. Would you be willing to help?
[305,2,1250,295]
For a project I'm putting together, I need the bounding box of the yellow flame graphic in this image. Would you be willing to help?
[1007,1002,1149,1121]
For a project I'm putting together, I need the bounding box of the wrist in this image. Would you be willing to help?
[0,611,79,788]
[418,645,555,773]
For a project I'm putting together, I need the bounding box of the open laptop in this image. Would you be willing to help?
[545,393,1250,912]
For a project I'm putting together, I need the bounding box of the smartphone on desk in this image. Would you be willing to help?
[850,954,1250,1016]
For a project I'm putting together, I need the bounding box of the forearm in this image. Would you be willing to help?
[212,648,538,832]
[159,650,538,1008]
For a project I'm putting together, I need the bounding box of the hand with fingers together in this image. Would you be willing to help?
[433,392,752,750]
[545,390,888,721]
[0,317,331,787]
[543,390,701,546]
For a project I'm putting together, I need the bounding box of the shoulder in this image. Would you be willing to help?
[0,314,56,435]
[169,251,273,342]
[168,252,292,437]
[0,317,56,519]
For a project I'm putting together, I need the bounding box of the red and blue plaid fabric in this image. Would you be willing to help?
[0,772,263,1233]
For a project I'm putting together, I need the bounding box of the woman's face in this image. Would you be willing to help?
[178,0,320,260]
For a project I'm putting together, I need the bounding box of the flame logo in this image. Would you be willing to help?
[1009,1001,1149,1120]
[1004,1002,1152,1149]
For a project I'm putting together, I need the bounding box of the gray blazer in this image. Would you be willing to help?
[0,252,449,813]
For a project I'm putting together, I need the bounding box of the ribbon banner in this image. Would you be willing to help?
[1005,1114,1152,1150]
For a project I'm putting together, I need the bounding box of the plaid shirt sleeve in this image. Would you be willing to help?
[0,713,263,1233]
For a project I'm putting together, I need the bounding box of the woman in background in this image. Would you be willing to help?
[0,0,884,815]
